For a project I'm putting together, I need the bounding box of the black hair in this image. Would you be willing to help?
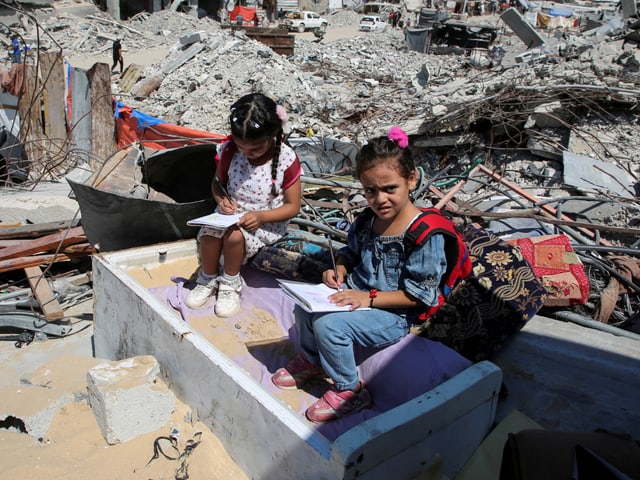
[229,92,284,196]
[355,135,415,180]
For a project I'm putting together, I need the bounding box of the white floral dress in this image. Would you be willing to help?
[197,140,302,262]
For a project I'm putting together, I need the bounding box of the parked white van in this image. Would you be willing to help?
[359,14,387,31]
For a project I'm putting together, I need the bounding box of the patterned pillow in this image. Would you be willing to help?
[249,229,339,283]
[418,225,548,362]
[508,234,589,306]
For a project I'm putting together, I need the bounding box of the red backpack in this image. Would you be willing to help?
[354,207,472,321]
[214,136,235,186]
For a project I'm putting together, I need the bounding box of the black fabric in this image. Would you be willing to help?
[499,429,640,480]
[68,179,214,252]
[0,128,28,183]
[418,225,548,362]
[140,143,217,203]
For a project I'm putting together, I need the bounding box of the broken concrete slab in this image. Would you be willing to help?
[563,151,636,199]
[500,8,545,48]
[86,355,176,445]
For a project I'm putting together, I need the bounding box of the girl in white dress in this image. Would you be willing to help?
[185,93,303,316]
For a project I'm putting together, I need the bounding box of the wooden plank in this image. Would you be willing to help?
[0,220,79,240]
[24,266,64,321]
[87,62,117,170]
[18,64,45,166]
[0,253,71,274]
[39,51,68,160]
[62,243,94,255]
[84,148,130,188]
[0,226,86,261]
[118,63,144,93]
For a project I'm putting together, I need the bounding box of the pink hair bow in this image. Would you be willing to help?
[276,105,288,125]
[388,126,409,148]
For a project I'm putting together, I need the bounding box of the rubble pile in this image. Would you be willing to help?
[2,5,640,332]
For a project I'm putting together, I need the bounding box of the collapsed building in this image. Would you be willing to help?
[0,2,639,478]
[0,0,639,330]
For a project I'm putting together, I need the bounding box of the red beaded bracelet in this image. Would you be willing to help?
[369,289,378,308]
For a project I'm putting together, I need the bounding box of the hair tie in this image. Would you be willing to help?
[388,126,409,148]
[276,105,288,125]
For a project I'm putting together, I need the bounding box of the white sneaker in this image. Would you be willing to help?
[185,284,215,309]
[214,279,243,317]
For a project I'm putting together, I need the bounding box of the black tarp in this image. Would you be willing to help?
[69,143,217,252]
[0,128,28,184]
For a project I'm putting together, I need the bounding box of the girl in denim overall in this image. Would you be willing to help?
[272,127,449,423]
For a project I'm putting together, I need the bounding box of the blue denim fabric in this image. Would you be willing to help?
[296,212,449,391]
[339,212,448,322]
[296,306,409,391]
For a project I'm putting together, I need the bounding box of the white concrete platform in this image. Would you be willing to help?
[91,239,502,480]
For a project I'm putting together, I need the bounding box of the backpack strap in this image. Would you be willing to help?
[405,208,471,291]
[215,136,236,186]
[404,208,472,322]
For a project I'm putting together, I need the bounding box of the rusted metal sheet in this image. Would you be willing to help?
[247,31,295,56]
[223,26,295,56]
[69,66,91,166]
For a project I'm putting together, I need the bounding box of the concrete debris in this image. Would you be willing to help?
[3,7,635,145]
[86,355,176,445]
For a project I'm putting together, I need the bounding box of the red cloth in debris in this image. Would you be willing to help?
[1,63,25,96]
[509,234,589,307]
[114,102,224,150]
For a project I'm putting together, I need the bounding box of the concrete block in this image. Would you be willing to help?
[87,355,175,445]
[179,31,206,46]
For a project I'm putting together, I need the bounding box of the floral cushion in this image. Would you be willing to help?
[418,225,548,362]
[249,229,340,283]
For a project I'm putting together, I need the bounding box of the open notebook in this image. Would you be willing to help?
[277,279,371,313]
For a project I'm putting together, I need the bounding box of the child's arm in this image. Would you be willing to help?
[212,166,236,214]
[323,254,349,290]
[238,177,302,231]
[328,234,448,311]
[328,284,424,311]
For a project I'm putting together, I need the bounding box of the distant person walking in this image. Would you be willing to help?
[112,39,123,74]
[10,35,21,64]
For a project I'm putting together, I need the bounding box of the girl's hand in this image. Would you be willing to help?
[238,211,262,232]
[328,289,370,311]
[218,197,237,214]
[322,267,346,290]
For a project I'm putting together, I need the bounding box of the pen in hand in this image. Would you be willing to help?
[327,235,343,291]
[214,176,231,202]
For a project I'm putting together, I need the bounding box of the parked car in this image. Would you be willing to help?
[282,11,328,33]
[359,15,387,31]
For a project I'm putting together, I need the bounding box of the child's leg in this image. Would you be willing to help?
[215,228,245,317]
[199,234,223,277]
[313,309,408,391]
[220,227,245,276]
[271,307,327,390]
[185,234,222,309]
[305,309,408,423]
